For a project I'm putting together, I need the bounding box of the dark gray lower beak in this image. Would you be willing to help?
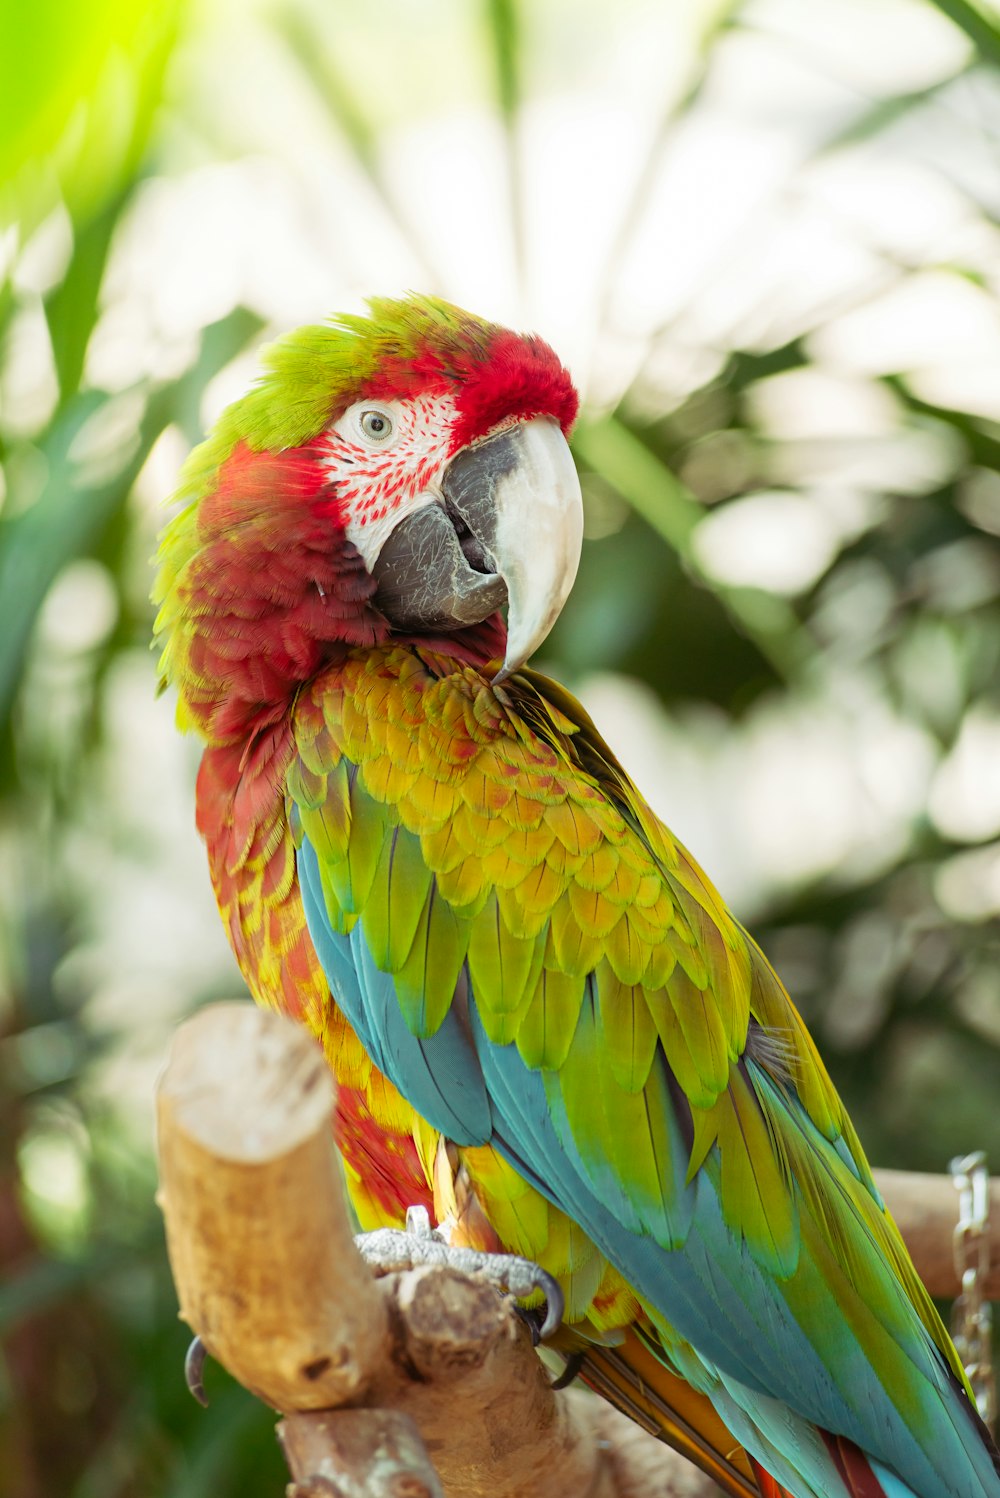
[369,425,515,634]
[370,495,508,634]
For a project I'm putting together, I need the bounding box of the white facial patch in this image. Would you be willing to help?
[323,391,459,570]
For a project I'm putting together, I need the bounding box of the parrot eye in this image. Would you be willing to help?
[358,407,395,444]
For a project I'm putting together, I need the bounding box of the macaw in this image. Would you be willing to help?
[153,294,999,1498]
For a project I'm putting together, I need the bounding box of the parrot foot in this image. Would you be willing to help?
[353,1207,564,1341]
[185,1335,210,1407]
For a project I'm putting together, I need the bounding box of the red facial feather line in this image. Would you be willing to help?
[175,440,386,744]
[320,390,459,558]
[323,328,579,563]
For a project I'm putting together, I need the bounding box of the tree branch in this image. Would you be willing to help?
[155,1003,997,1498]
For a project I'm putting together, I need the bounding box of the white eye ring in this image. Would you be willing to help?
[358,406,395,444]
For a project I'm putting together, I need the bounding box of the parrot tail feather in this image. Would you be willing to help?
[578,1329,778,1498]
[749,1433,922,1498]
[820,1433,893,1497]
[578,1330,930,1498]
[820,1433,929,1498]
[747,1458,796,1498]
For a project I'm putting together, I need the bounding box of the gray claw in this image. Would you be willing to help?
[354,1225,564,1340]
[185,1335,209,1407]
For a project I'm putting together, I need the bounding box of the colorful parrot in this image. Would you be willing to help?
[153,294,1000,1498]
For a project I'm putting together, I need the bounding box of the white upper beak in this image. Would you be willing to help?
[489,417,583,679]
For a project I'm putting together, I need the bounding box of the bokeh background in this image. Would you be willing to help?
[2,0,999,1492]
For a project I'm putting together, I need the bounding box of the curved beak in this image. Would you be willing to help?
[371,417,583,679]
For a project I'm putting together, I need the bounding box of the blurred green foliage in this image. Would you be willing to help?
[1,0,999,1492]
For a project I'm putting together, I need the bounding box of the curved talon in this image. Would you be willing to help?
[532,1267,564,1341]
[185,1335,209,1407]
[550,1350,586,1390]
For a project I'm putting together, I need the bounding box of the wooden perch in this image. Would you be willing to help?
[155,1002,997,1498]
[156,1003,386,1411]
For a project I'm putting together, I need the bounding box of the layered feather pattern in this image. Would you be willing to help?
[286,641,998,1498]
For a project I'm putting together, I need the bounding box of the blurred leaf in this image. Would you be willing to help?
[820,65,975,155]
[280,9,380,177]
[888,377,1000,471]
[486,0,520,124]
[278,7,441,289]
[0,0,181,234]
[926,0,1000,63]
[0,307,262,736]
[44,189,130,402]
[157,1387,282,1498]
[485,0,524,282]
[574,414,702,554]
[0,1253,116,1332]
[723,341,808,394]
[574,414,806,676]
[591,0,743,334]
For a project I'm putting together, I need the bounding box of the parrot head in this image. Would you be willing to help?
[154,294,582,744]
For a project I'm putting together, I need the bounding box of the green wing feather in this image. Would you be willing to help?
[289,642,972,1433]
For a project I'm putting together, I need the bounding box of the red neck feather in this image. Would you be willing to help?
[173,439,511,746]
[176,440,387,744]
